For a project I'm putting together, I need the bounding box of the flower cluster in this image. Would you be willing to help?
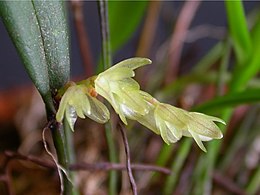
[56,57,225,151]
[134,96,224,152]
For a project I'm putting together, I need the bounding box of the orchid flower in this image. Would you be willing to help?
[56,82,109,131]
[154,103,225,152]
[130,93,225,152]
[94,57,152,124]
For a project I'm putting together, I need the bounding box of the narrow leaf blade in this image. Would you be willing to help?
[32,1,70,91]
[0,1,54,111]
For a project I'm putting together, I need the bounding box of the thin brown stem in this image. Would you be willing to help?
[70,0,94,76]
[3,151,171,174]
[70,162,171,174]
[165,0,201,84]
[4,150,54,169]
[0,161,15,195]
[136,1,161,57]
[42,125,64,195]
[135,1,161,87]
[118,122,138,195]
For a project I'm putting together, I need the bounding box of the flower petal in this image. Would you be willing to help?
[86,95,110,123]
[68,89,86,119]
[101,67,135,81]
[109,57,152,71]
[193,112,226,125]
[155,104,187,131]
[116,78,140,91]
[56,95,68,122]
[113,93,129,125]
[165,121,182,140]
[120,90,150,115]
[155,115,179,144]
[65,106,77,132]
[189,130,207,152]
[198,135,212,141]
[56,86,75,122]
[155,115,170,144]
[188,112,223,139]
[130,106,159,134]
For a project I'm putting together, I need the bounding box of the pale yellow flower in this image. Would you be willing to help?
[132,93,225,152]
[56,84,110,131]
[154,103,224,152]
[94,58,152,124]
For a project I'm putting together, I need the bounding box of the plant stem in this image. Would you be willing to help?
[63,118,79,195]
[105,122,118,195]
[99,0,112,70]
[118,123,137,195]
[49,119,72,195]
[48,114,78,195]
[98,1,118,194]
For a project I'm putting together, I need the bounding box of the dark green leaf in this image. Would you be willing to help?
[0,1,54,111]
[32,1,70,91]
[0,1,70,112]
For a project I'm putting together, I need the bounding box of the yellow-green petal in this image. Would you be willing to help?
[56,87,73,122]
[87,95,110,123]
[116,78,140,91]
[165,121,182,140]
[109,57,152,71]
[188,112,223,139]
[102,67,134,80]
[155,115,170,144]
[189,130,207,152]
[65,106,77,132]
[155,104,186,130]
[56,96,67,122]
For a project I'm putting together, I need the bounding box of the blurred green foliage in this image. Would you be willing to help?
[1,1,260,194]
[108,1,148,52]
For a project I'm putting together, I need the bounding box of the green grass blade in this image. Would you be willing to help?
[225,0,252,62]
[246,163,260,194]
[230,13,260,91]
[108,1,148,52]
[163,139,192,195]
[192,42,224,74]
[194,88,260,113]
[149,144,173,186]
